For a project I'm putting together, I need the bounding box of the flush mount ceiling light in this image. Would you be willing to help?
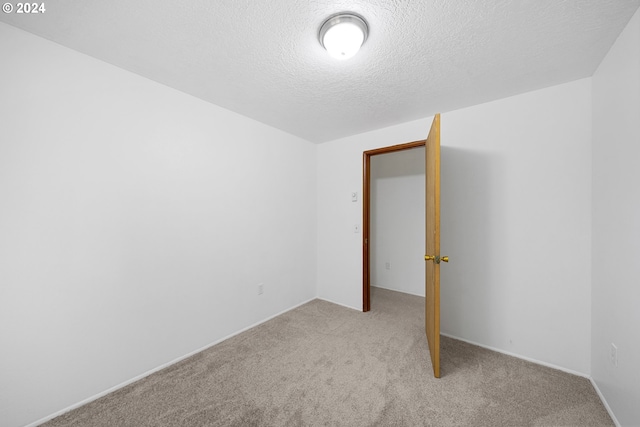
[319,13,369,60]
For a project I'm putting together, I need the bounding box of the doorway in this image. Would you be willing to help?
[362,140,426,312]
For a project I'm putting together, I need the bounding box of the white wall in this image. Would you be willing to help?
[591,8,640,427]
[370,148,425,296]
[0,23,317,427]
[318,79,592,374]
[441,79,592,375]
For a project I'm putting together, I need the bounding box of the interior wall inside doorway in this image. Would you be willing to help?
[370,147,426,297]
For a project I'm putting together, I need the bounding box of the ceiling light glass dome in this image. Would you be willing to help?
[319,13,369,60]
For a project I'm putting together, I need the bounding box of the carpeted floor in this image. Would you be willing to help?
[43,287,613,426]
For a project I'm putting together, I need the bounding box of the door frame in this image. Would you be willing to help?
[362,139,427,312]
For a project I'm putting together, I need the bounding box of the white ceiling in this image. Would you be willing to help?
[2,0,639,143]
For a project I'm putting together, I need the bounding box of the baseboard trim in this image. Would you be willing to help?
[440,332,589,378]
[316,297,361,311]
[27,297,317,427]
[28,304,620,427]
[371,284,425,298]
[441,333,621,425]
[590,377,621,427]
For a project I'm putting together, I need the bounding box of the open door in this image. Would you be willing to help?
[424,114,446,378]
[363,114,444,376]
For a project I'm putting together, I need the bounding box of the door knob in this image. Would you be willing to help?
[425,255,449,264]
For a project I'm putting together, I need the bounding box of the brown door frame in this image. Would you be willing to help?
[362,139,427,312]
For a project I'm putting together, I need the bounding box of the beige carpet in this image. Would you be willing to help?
[43,287,613,426]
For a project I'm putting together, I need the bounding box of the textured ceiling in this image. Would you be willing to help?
[2,0,639,143]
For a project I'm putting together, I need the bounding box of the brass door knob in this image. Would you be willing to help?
[424,255,435,261]
[440,256,449,263]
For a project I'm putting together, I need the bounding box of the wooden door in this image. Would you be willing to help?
[425,114,443,378]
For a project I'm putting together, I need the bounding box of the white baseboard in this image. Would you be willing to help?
[590,377,621,427]
[29,303,620,427]
[371,284,425,298]
[440,332,589,378]
[316,297,361,311]
[442,333,621,425]
[27,297,317,427]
